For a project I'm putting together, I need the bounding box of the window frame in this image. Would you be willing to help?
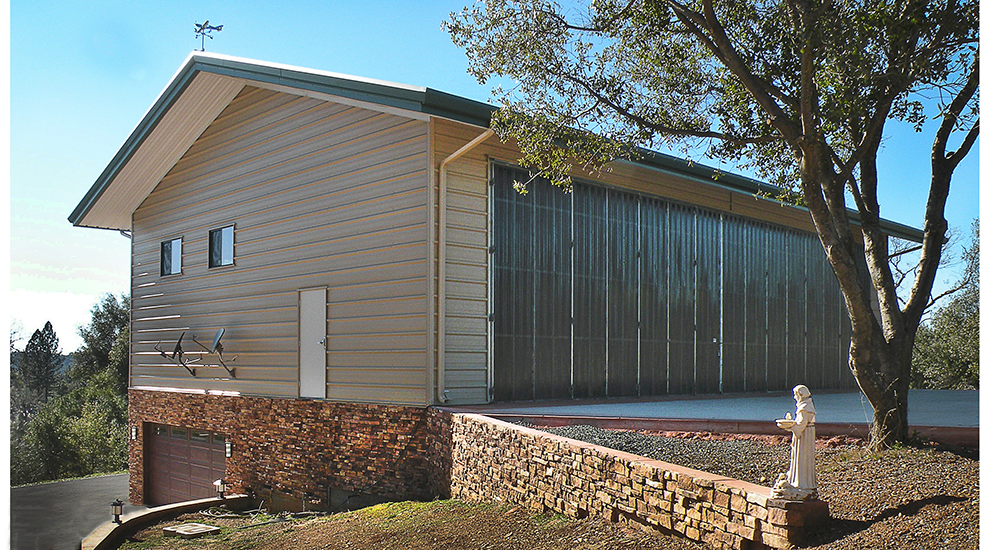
[208,225,235,269]
[160,237,183,276]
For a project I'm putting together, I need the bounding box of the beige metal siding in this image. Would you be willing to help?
[434,120,492,404]
[131,86,430,404]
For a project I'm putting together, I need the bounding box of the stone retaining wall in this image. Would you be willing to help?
[128,389,826,548]
[445,413,828,550]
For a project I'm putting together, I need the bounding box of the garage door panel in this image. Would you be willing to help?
[147,423,227,505]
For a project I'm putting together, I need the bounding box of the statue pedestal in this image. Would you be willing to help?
[762,498,831,548]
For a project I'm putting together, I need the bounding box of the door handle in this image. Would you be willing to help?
[318,338,326,346]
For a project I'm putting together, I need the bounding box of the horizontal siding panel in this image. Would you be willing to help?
[325,332,426,351]
[327,351,426,368]
[445,245,487,265]
[327,296,426,319]
[445,298,487,317]
[131,87,430,400]
[327,368,426,386]
[446,280,487,299]
[446,262,487,282]
[444,352,487,368]
[445,316,488,335]
[444,369,488,386]
[327,314,426,335]
[139,106,423,213]
[446,226,487,247]
[445,334,488,352]
[326,278,427,304]
[325,384,426,405]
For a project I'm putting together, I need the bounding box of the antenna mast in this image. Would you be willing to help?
[194,20,224,51]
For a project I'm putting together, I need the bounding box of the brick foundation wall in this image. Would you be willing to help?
[128,388,441,508]
[444,413,828,550]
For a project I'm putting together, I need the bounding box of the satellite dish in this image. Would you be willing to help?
[172,332,186,359]
[211,328,225,354]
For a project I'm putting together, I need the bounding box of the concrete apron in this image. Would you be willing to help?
[482,413,979,447]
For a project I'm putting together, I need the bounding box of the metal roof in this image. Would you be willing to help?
[68,52,923,241]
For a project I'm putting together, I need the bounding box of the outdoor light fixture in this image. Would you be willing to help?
[111,499,124,524]
[225,440,232,458]
[214,479,228,499]
[130,426,137,440]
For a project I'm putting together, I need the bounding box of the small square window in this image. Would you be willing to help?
[209,225,235,268]
[161,237,182,276]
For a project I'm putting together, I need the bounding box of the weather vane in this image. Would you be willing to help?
[194,20,223,51]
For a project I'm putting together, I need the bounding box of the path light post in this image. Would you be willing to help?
[214,479,228,499]
[111,499,124,524]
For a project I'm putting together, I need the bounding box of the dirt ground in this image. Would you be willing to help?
[119,500,701,550]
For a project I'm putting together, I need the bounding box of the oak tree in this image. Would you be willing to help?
[447,0,979,446]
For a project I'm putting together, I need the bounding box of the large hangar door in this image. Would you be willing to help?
[492,166,572,401]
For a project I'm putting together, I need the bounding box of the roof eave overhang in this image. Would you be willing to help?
[69,52,924,243]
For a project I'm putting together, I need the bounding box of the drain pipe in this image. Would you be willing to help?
[437,128,494,403]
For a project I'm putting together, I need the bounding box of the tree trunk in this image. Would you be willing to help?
[849,330,912,447]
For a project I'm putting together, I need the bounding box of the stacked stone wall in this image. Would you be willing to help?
[446,413,828,550]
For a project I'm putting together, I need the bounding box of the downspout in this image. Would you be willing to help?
[437,128,494,403]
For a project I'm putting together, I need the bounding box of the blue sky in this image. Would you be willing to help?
[9,0,980,352]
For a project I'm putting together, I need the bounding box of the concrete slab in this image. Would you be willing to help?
[463,389,978,428]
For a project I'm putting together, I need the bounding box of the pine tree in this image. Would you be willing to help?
[19,322,62,402]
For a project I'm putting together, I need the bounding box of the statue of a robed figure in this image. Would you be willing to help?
[771,385,818,500]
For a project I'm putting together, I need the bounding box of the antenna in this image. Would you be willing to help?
[192,328,237,377]
[194,20,224,52]
[154,331,198,376]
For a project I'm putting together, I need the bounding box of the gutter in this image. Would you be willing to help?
[436,128,495,403]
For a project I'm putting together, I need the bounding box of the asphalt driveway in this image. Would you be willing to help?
[10,472,146,550]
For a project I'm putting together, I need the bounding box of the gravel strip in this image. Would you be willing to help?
[540,424,793,485]
[535,424,979,549]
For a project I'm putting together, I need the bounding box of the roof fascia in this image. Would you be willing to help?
[70,52,923,242]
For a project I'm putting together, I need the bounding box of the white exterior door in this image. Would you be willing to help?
[298,287,327,398]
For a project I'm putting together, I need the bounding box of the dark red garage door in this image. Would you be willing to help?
[147,424,227,505]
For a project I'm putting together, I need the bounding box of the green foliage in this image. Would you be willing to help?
[446,0,978,189]
[69,293,130,391]
[912,221,979,389]
[18,321,63,403]
[10,294,131,485]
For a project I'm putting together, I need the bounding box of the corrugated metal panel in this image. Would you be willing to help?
[765,228,788,391]
[573,182,609,398]
[492,165,527,402]
[694,210,721,393]
[638,197,668,395]
[721,215,747,392]
[667,204,696,394]
[805,236,829,389]
[786,232,808,386]
[130,87,430,404]
[533,178,573,400]
[606,189,639,396]
[744,221,769,392]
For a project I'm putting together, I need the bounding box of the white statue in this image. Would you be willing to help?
[771,384,818,500]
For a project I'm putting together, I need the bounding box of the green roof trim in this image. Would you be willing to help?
[69,53,923,242]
